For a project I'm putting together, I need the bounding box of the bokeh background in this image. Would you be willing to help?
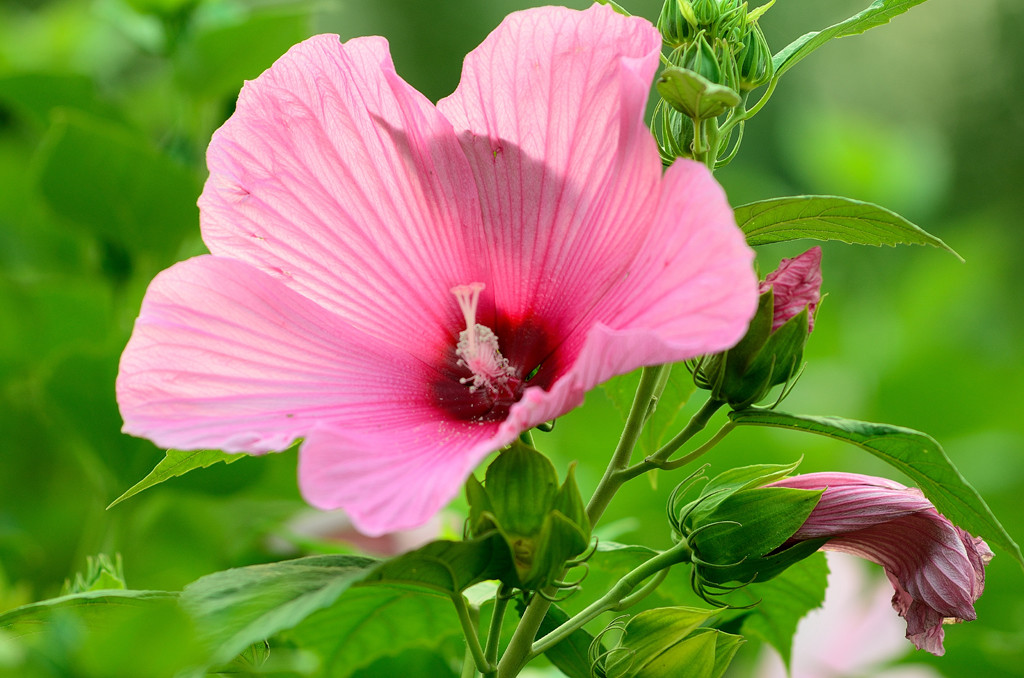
[1,0,1021,676]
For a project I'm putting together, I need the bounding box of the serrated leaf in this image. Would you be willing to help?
[772,1,932,80]
[280,586,462,677]
[108,449,246,508]
[733,551,828,667]
[602,364,696,457]
[730,410,1023,567]
[361,536,513,595]
[734,195,960,258]
[179,555,377,665]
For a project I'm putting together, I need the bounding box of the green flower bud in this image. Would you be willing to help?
[693,289,810,409]
[465,442,590,590]
[658,0,699,48]
[735,21,774,90]
[601,607,744,678]
[668,463,824,600]
[652,98,697,161]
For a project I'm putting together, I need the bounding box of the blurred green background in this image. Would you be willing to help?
[0,0,1021,676]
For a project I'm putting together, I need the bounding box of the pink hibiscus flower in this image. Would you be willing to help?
[116,5,757,536]
[770,473,993,655]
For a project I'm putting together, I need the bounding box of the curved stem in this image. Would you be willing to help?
[650,398,724,464]
[529,541,690,657]
[483,585,512,676]
[656,421,735,471]
[453,594,491,675]
[587,364,668,524]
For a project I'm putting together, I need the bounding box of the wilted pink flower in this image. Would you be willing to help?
[758,246,822,332]
[770,472,993,655]
[116,5,757,536]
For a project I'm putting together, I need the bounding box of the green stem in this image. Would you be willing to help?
[650,398,724,464]
[483,585,512,676]
[453,594,491,675]
[530,541,690,657]
[587,364,668,524]
[742,74,780,120]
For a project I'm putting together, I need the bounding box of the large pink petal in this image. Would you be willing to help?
[199,34,483,358]
[298,421,515,537]
[437,4,665,333]
[117,256,443,453]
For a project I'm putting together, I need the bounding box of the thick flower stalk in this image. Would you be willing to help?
[769,473,993,655]
[116,4,758,536]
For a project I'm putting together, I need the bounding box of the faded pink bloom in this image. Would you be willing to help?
[758,246,822,332]
[770,472,993,655]
[116,5,757,536]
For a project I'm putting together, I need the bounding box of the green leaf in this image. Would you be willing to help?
[179,554,377,665]
[0,590,203,678]
[602,364,696,456]
[730,410,1024,566]
[0,589,175,637]
[733,552,828,667]
[772,1,932,81]
[34,111,201,255]
[361,536,513,595]
[733,195,960,258]
[280,586,462,677]
[107,449,246,509]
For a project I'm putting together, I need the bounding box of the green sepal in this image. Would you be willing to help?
[686,487,822,567]
[481,441,559,537]
[657,66,741,121]
[465,443,592,589]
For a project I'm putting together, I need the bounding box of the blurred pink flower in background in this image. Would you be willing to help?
[770,472,992,655]
[759,246,822,332]
[756,552,946,678]
[116,5,757,536]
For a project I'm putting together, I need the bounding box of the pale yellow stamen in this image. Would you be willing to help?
[451,283,517,397]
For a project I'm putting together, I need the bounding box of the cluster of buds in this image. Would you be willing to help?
[691,247,822,410]
[654,0,775,163]
[464,442,591,591]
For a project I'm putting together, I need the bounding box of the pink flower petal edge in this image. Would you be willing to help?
[770,472,993,655]
[117,4,758,537]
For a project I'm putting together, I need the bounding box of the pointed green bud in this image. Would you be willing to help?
[465,442,590,590]
[61,554,127,595]
[602,607,743,678]
[736,21,774,90]
[659,0,699,47]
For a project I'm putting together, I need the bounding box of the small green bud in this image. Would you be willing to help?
[735,21,774,90]
[465,442,590,590]
[658,0,699,47]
